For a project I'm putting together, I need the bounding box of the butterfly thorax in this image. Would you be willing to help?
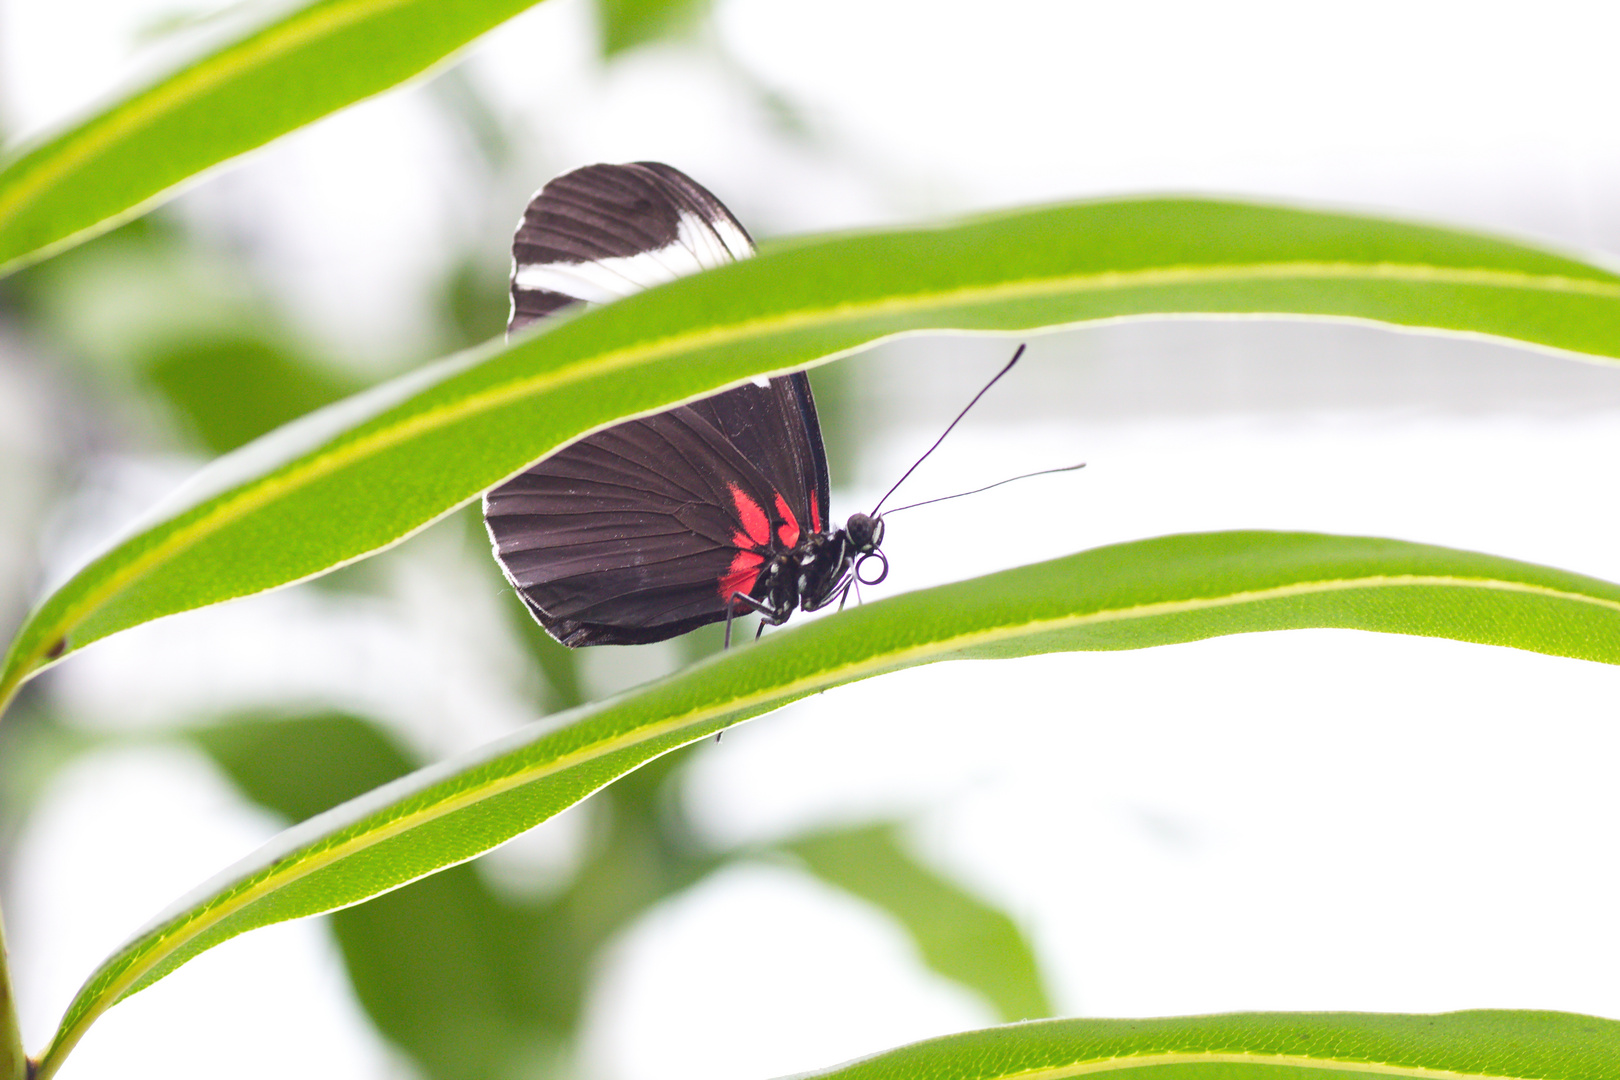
[745,514,886,623]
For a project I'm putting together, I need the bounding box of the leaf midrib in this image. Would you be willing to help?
[1009,1051,1535,1080]
[19,255,1617,696]
[56,569,1615,1060]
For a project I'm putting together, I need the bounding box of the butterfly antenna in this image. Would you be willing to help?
[870,344,1026,516]
[883,462,1086,515]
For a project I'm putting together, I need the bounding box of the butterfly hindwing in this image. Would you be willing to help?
[486,406,785,645]
[486,162,832,646]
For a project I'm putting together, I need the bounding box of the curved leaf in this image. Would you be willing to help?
[0,0,546,275]
[795,1011,1620,1080]
[6,197,1620,710]
[34,530,1620,1076]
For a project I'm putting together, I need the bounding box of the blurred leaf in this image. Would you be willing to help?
[0,921,17,1080]
[786,823,1050,1022]
[795,1011,1620,1080]
[38,529,1620,1074]
[8,210,380,475]
[327,742,714,1080]
[428,65,515,174]
[505,605,587,712]
[0,0,554,275]
[458,505,585,711]
[596,0,707,56]
[192,711,715,1080]
[11,214,253,375]
[331,857,571,1080]
[146,335,361,453]
[805,361,861,490]
[441,254,512,352]
[191,711,415,821]
[11,197,1620,705]
[134,3,260,47]
[0,698,102,857]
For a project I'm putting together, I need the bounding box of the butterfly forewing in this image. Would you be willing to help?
[687,376,830,540]
[509,161,753,331]
[486,162,832,646]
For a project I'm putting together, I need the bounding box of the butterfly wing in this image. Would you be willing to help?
[509,161,754,331]
[687,374,830,542]
[486,162,830,646]
[485,405,792,646]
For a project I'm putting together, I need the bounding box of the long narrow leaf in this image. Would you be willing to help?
[787,824,1052,1022]
[5,198,1620,710]
[0,0,546,275]
[793,1011,1620,1080]
[34,530,1620,1077]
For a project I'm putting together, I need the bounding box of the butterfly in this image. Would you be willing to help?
[483,162,889,647]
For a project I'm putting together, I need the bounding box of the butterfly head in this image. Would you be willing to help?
[845,512,884,553]
[843,512,889,587]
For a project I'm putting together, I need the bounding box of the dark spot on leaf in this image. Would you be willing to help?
[45,637,66,659]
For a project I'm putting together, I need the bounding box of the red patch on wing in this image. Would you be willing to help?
[811,496,822,533]
[774,493,800,547]
[729,483,771,547]
[719,550,764,601]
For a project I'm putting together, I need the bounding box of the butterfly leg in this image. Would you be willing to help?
[725,591,786,649]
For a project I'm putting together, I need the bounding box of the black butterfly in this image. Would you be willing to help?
[483,163,888,647]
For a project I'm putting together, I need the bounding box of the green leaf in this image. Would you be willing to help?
[786,823,1052,1022]
[0,917,20,1080]
[791,1011,1620,1080]
[596,0,708,56]
[7,196,1620,710]
[192,711,717,1080]
[34,530,1620,1076]
[0,0,549,275]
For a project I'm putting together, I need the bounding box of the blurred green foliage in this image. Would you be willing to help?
[595,0,709,56]
[788,825,1051,1022]
[146,335,360,454]
[193,712,720,1080]
[190,709,1050,1079]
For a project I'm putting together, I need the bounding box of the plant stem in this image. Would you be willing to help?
[0,902,28,1080]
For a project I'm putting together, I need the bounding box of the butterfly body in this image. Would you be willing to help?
[484,162,887,647]
[734,511,886,631]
